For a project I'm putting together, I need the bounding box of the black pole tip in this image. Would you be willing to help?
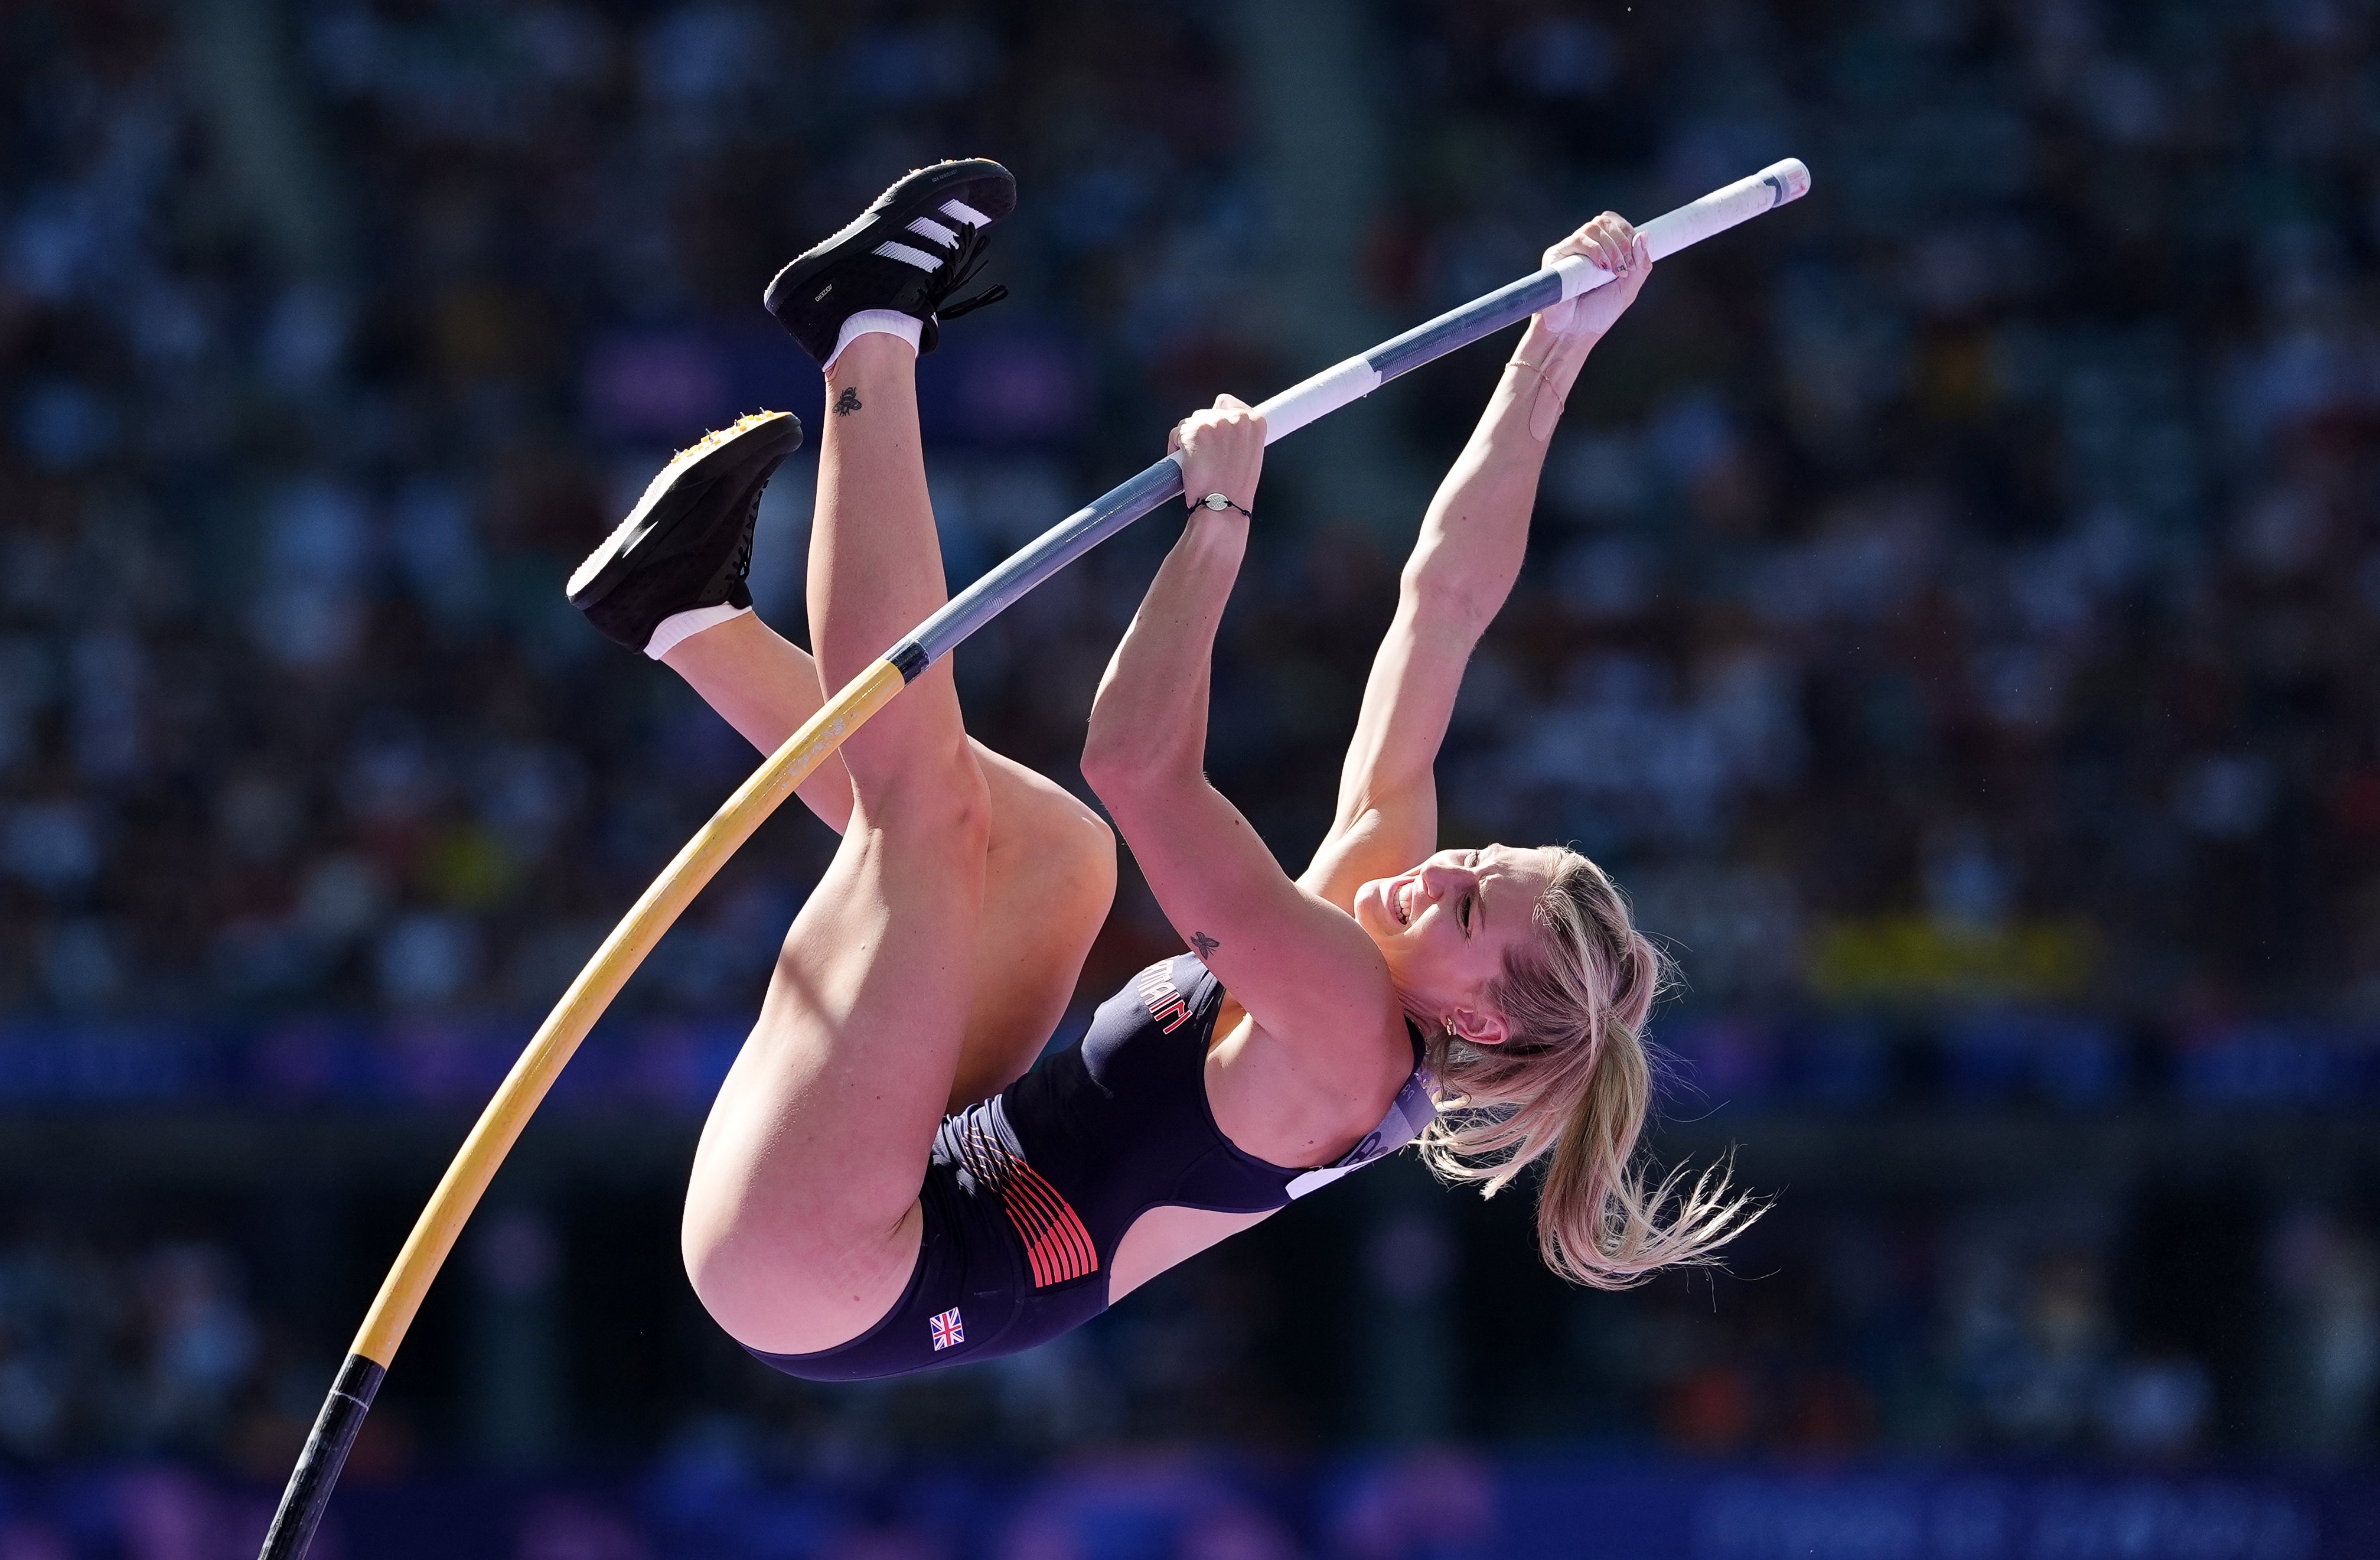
[256,1353,384,1560]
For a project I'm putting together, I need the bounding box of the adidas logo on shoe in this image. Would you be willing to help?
[762,159,1016,367]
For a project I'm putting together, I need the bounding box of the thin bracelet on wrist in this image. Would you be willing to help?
[1196,492,1254,522]
[1505,359,1566,407]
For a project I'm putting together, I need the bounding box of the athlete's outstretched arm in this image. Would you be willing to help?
[1300,214,1654,908]
[1084,399,1404,1057]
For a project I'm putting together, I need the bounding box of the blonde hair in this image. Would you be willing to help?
[1415,850,1762,1288]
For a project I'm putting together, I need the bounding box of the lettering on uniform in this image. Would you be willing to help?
[1135,965,1191,1034]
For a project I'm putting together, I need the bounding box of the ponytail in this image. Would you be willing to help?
[1415,852,1760,1288]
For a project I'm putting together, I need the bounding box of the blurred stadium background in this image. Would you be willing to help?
[3,0,2378,1555]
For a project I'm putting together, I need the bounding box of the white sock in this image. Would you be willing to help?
[823,310,922,374]
[645,602,751,660]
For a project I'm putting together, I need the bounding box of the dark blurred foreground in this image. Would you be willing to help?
[2,1452,2374,1560]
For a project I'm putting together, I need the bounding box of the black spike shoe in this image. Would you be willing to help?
[566,410,803,655]
[762,158,1016,365]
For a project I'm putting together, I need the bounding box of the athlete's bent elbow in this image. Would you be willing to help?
[1080,735,1171,806]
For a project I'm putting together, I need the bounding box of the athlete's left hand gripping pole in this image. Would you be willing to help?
[256,158,1807,1559]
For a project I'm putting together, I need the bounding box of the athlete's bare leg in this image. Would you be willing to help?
[680,334,1043,1354]
[663,612,1114,1109]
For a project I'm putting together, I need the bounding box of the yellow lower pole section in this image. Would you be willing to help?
[347,656,907,1367]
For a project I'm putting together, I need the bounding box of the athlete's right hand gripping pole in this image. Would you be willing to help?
[255,157,1805,1560]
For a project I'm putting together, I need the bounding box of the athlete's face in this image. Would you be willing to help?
[1353,844,1561,1047]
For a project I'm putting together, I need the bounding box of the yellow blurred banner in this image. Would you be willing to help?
[1807,916,2102,1004]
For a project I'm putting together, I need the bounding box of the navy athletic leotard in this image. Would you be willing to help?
[749,953,1437,1381]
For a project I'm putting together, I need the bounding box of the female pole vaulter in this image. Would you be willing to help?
[563,159,1757,1381]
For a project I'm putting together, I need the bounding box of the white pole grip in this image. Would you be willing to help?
[1554,157,1811,301]
[1254,356,1385,445]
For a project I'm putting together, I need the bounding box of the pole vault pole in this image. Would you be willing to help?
[256,158,1809,1560]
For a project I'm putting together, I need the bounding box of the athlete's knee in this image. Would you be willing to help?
[993,773,1114,897]
[1051,806,1118,920]
[858,742,992,848]
[1052,782,1114,843]
[930,754,995,854]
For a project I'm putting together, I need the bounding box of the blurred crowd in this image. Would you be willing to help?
[5,0,2379,1027]
[0,1237,268,1464]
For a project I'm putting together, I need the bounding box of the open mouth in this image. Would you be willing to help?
[1392,878,1414,926]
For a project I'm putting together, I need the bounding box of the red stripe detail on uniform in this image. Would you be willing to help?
[1021,1162,1097,1282]
[1003,1160,1097,1287]
[954,1123,1098,1288]
[1003,1168,1077,1288]
[1008,1183,1062,1285]
[996,1164,1052,1284]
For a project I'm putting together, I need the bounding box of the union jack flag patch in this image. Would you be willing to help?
[928,1307,964,1351]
